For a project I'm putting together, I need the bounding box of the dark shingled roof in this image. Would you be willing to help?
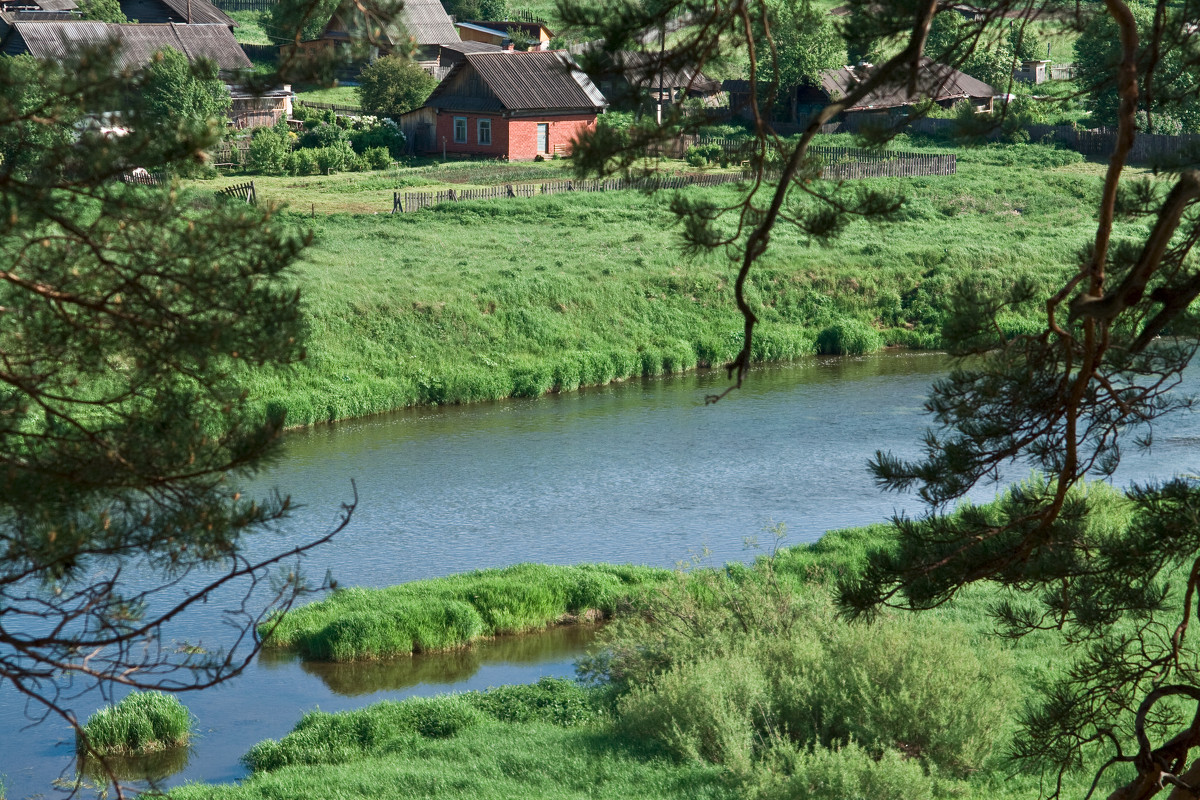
[427,50,606,113]
[7,21,251,71]
[608,50,720,93]
[823,58,996,110]
[154,0,235,27]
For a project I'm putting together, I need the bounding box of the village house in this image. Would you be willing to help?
[455,19,554,50]
[405,49,606,160]
[580,48,721,111]
[297,0,457,69]
[726,57,996,124]
[0,20,292,127]
[117,0,234,29]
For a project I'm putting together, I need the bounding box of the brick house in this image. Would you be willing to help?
[421,50,606,160]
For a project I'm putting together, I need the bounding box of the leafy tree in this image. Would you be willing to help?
[140,47,232,133]
[0,41,353,794]
[1075,1,1200,133]
[561,0,1200,797]
[443,0,509,22]
[762,0,845,119]
[76,0,128,23]
[355,54,438,118]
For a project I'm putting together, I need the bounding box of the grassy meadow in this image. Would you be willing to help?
[174,484,1143,800]
[205,138,1153,427]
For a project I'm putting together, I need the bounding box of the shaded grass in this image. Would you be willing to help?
[262,563,672,661]
[227,10,274,45]
[77,692,192,757]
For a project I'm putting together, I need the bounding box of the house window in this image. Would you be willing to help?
[454,117,467,143]
[536,122,549,153]
[478,118,492,146]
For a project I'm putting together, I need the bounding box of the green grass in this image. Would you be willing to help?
[228,10,275,45]
[262,563,672,661]
[205,138,1152,427]
[173,485,1142,800]
[77,692,193,757]
[295,85,363,107]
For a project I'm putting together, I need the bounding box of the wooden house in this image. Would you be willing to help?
[297,0,457,67]
[418,49,606,160]
[456,19,553,50]
[580,48,721,111]
[117,0,235,28]
[431,39,501,79]
[726,58,996,123]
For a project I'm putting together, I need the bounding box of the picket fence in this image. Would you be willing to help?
[216,181,257,204]
[213,0,275,10]
[297,100,364,116]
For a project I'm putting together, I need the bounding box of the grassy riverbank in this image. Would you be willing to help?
[262,563,672,661]
[176,483,1140,800]
[225,140,1148,427]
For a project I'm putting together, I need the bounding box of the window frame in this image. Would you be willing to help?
[453,116,468,144]
[477,118,492,146]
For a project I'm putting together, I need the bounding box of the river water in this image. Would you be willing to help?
[3,352,1198,796]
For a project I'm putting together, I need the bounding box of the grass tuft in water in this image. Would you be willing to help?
[77,692,193,756]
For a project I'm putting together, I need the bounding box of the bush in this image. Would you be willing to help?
[752,741,949,800]
[313,140,355,174]
[248,123,291,174]
[363,146,392,170]
[349,118,406,158]
[77,691,193,756]
[290,147,318,175]
[299,121,348,150]
[356,55,438,118]
[815,319,884,355]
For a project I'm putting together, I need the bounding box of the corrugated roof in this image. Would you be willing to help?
[438,39,502,54]
[155,0,235,27]
[442,50,606,112]
[11,21,250,71]
[398,0,456,45]
[455,20,506,38]
[821,57,995,109]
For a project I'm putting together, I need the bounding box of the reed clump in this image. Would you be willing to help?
[77,692,193,757]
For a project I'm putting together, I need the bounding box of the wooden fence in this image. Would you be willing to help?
[507,7,547,24]
[1049,64,1077,80]
[212,140,252,166]
[240,43,279,61]
[907,117,1200,163]
[391,151,954,213]
[213,0,275,10]
[297,99,364,116]
[216,181,257,204]
[122,171,166,186]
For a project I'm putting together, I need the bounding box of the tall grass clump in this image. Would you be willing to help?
[815,319,884,355]
[261,562,672,661]
[77,692,193,756]
[242,678,607,772]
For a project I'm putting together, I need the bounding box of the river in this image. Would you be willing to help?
[3,352,1198,796]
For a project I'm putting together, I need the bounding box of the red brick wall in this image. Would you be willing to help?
[507,115,596,160]
[432,111,596,160]
[434,112,509,158]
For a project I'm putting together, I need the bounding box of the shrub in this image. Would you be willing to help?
[815,319,883,355]
[349,118,406,158]
[363,146,392,170]
[248,123,291,174]
[355,55,438,118]
[77,691,193,756]
[313,140,355,174]
[752,741,949,800]
[291,147,318,175]
[299,121,348,150]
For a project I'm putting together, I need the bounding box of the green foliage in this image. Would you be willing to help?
[313,140,356,173]
[1074,2,1200,132]
[78,692,193,756]
[363,146,392,169]
[261,563,672,660]
[751,741,950,800]
[815,319,884,355]
[355,55,438,118]
[76,0,127,22]
[348,118,406,158]
[138,47,232,140]
[249,120,293,173]
[298,121,348,149]
[269,0,340,42]
[762,0,845,93]
[442,0,509,21]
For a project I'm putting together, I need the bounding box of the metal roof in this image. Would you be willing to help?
[455,20,506,38]
[428,50,606,113]
[397,0,456,45]
[10,21,250,71]
[438,39,502,54]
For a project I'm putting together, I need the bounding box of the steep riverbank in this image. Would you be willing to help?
[239,142,1130,427]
